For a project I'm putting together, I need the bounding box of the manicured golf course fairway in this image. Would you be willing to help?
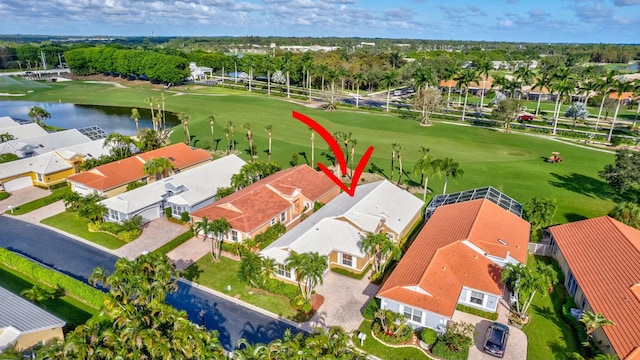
[0,79,621,223]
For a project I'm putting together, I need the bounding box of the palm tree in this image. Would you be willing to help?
[285,251,327,300]
[226,120,235,152]
[209,218,231,261]
[523,197,557,241]
[477,59,493,109]
[143,157,173,181]
[208,114,216,151]
[103,132,136,159]
[265,124,273,162]
[309,127,315,166]
[353,72,365,109]
[502,262,558,319]
[21,285,55,304]
[146,97,156,130]
[609,201,640,229]
[381,70,398,112]
[594,71,617,131]
[243,123,254,161]
[28,106,51,127]
[349,137,357,178]
[130,108,140,132]
[0,132,14,143]
[194,216,212,253]
[414,149,439,202]
[608,77,634,142]
[533,71,553,117]
[443,64,459,110]
[412,65,433,93]
[514,63,534,101]
[390,140,398,181]
[581,311,615,336]
[550,68,576,135]
[395,143,403,185]
[281,52,294,98]
[178,112,190,145]
[455,67,479,121]
[439,157,464,194]
[361,232,389,274]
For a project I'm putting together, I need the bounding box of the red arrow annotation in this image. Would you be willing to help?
[292,111,374,197]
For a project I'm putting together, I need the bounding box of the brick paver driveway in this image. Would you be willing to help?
[0,187,50,214]
[306,271,379,332]
[116,217,188,259]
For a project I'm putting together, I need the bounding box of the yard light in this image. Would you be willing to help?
[357,332,367,346]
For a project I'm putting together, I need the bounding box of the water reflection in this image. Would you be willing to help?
[0,101,178,135]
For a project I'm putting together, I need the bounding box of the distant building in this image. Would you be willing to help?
[278,45,340,53]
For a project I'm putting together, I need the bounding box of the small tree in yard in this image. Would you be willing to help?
[412,87,442,126]
[523,197,557,242]
[492,98,519,133]
[442,321,475,352]
[566,102,590,127]
[581,311,615,337]
[502,262,558,321]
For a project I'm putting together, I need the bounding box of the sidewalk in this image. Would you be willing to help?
[115,217,188,260]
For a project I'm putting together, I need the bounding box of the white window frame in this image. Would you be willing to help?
[270,218,277,225]
[403,305,423,324]
[470,290,485,306]
[341,253,354,268]
[275,264,291,279]
[231,230,238,242]
[280,211,286,222]
[109,209,120,221]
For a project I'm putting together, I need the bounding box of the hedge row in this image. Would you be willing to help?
[0,248,106,309]
[152,229,194,256]
[455,304,499,320]
[331,264,371,280]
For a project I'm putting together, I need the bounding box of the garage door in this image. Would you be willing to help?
[3,176,33,192]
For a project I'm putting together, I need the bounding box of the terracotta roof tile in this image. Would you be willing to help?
[609,92,636,100]
[67,143,211,191]
[550,216,640,360]
[378,199,529,317]
[191,165,338,234]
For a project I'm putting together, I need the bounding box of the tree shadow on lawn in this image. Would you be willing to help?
[529,300,582,358]
[548,172,621,201]
[239,320,306,348]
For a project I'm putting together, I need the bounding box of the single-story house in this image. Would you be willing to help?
[0,122,48,140]
[549,216,640,360]
[0,129,91,159]
[67,143,211,198]
[100,155,246,223]
[0,140,113,192]
[0,286,65,352]
[260,180,424,282]
[438,76,494,97]
[190,165,340,243]
[609,91,637,105]
[377,195,530,332]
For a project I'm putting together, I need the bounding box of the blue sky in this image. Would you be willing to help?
[0,0,639,44]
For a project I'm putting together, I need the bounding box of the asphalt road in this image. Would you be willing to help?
[0,215,300,350]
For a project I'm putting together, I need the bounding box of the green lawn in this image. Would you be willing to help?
[351,320,428,360]
[523,256,581,360]
[8,186,71,215]
[0,80,622,223]
[41,212,127,249]
[0,264,96,332]
[182,254,295,318]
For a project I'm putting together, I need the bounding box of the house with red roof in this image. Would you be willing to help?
[549,216,640,360]
[67,143,211,198]
[190,165,340,243]
[377,195,530,331]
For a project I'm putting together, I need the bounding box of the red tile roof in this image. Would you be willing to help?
[191,165,338,234]
[378,199,530,317]
[550,216,640,360]
[67,143,210,191]
[439,76,494,90]
[609,92,636,101]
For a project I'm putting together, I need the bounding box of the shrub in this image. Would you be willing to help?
[610,135,624,146]
[262,278,300,300]
[420,328,438,346]
[180,211,190,222]
[431,339,469,360]
[362,297,380,320]
[370,271,384,284]
[121,215,142,232]
[164,207,172,218]
[455,304,499,320]
[118,229,141,242]
[126,181,145,191]
[0,192,10,201]
[152,229,194,256]
[371,322,413,345]
[331,264,370,280]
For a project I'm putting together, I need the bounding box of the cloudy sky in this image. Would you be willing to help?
[1,0,639,43]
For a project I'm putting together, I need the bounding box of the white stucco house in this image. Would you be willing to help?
[100,155,245,223]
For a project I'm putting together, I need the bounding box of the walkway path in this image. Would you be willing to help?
[115,217,187,259]
[167,234,210,270]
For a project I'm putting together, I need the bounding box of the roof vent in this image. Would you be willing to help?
[631,284,640,302]
[169,156,175,161]
[498,238,508,246]
[442,266,446,271]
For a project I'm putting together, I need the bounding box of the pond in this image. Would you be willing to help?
[0,101,178,136]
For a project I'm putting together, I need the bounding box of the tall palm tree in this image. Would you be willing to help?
[208,114,216,151]
[264,124,273,162]
[414,149,440,202]
[353,72,365,109]
[143,157,173,181]
[580,311,615,336]
[349,137,357,178]
[502,262,558,319]
[209,218,231,261]
[194,216,212,253]
[455,67,479,121]
[285,251,328,300]
[178,112,190,145]
[390,139,398,181]
[439,157,464,194]
[316,64,330,91]
[103,133,136,159]
[395,143,403,185]
[550,68,576,135]
[608,77,634,142]
[336,67,349,92]
[243,123,254,161]
[309,127,315,166]
[381,70,398,112]
[533,71,553,117]
[594,71,617,131]
[443,64,459,110]
[28,106,51,127]
[514,63,534,101]
[361,232,389,274]
[146,97,156,130]
[477,59,493,109]
[130,108,140,132]
[412,65,433,93]
[281,52,294,98]
[226,120,235,151]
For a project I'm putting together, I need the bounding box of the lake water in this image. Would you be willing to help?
[0,101,177,136]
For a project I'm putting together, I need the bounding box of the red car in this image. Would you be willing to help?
[518,114,534,121]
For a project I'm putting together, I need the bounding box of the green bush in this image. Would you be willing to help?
[164,207,172,218]
[100,221,123,234]
[370,271,384,284]
[126,181,145,191]
[331,264,371,280]
[262,278,300,301]
[420,328,438,346]
[180,211,190,222]
[0,248,105,309]
[221,241,234,253]
[610,135,624,146]
[362,297,380,320]
[121,215,142,232]
[431,339,469,360]
[152,229,194,256]
[371,322,413,345]
[0,192,10,201]
[455,304,499,320]
[118,229,142,242]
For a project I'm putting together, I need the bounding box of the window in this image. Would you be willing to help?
[231,230,238,242]
[36,173,43,182]
[172,205,183,216]
[470,291,484,305]
[271,218,277,225]
[341,253,353,267]
[109,209,120,221]
[275,264,291,279]
[280,211,286,222]
[403,305,423,323]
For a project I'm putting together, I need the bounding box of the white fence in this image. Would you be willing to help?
[528,242,554,256]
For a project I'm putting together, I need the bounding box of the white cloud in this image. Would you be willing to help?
[499,19,515,28]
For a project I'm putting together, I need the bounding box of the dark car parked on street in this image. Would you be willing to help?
[484,322,509,358]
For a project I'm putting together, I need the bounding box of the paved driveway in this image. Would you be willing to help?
[116,217,188,259]
[452,310,528,360]
[0,187,50,214]
[307,271,379,332]
[167,234,208,270]
[0,215,303,350]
